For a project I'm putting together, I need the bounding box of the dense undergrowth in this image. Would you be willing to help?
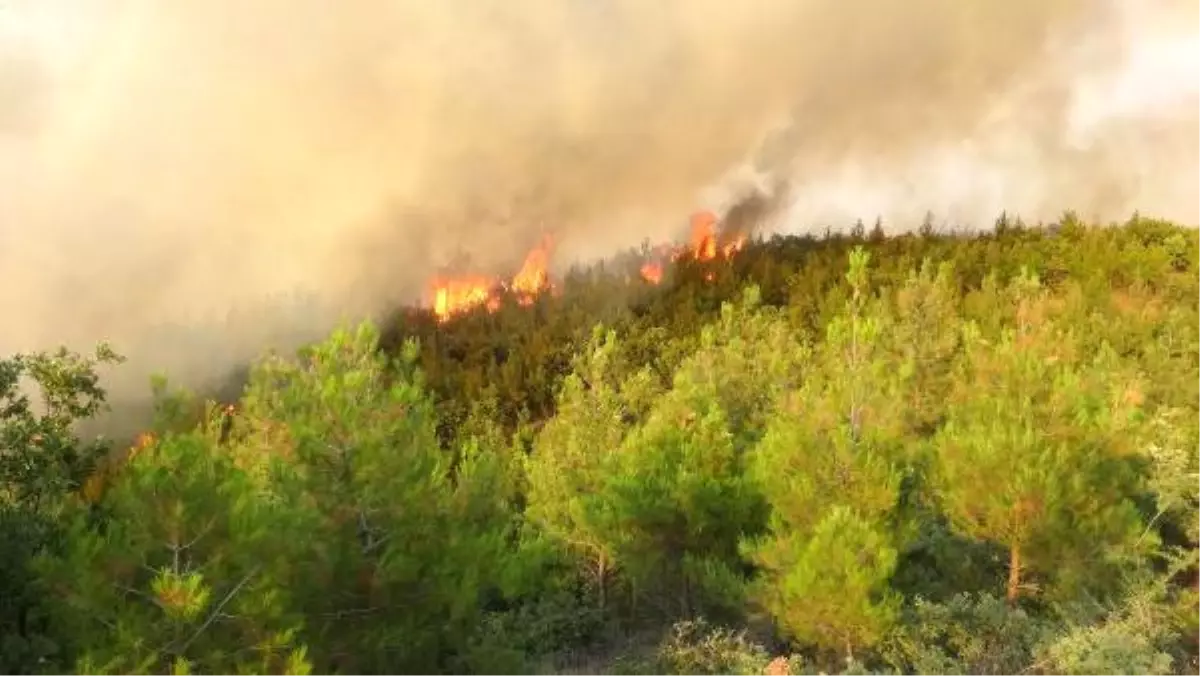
[1,213,1197,674]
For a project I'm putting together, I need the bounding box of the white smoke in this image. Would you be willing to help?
[0,0,1195,411]
[762,0,1199,232]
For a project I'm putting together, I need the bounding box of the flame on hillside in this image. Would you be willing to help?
[688,210,748,261]
[637,211,747,286]
[512,235,555,305]
[640,261,665,285]
[428,211,747,322]
[431,276,500,319]
[430,236,554,321]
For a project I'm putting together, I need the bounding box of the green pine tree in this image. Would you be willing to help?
[931,271,1150,604]
[39,423,309,675]
[524,327,660,611]
[232,322,513,672]
[744,248,906,661]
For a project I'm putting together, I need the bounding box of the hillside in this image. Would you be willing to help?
[1,213,1197,675]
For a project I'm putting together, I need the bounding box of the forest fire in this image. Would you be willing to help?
[431,276,500,319]
[511,236,554,306]
[688,210,747,261]
[640,261,665,285]
[635,211,746,285]
[691,211,720,260]
[430,237,554,321]
[428,211,746,322]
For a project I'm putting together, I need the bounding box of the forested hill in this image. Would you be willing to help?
[1,213,1197,675]
[383,213,1199,450]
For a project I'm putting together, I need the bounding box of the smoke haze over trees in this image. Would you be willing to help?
[0,0,1196,401]
[0,4,1197,672]
[1,216,1197,674]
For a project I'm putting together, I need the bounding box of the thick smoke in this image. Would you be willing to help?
[0,0,1196,405]
[767,0,1200,232]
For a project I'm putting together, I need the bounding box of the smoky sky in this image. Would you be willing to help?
[0,0,1196,401]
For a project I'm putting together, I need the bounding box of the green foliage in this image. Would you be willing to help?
[0,344,123,510]
[750,506,901,662]
[675,286,808,448]
[745,249,906,660]
[524,328,662,611]
[0,344,124,674]
[231,323,516,673]
[40,430,309,674]
[1038,590,1177,675]
[931,272,1151,603]
[5,215,1198,674]
[604,385,758,617]
[882,593,1054,674]
[634,618,773,675]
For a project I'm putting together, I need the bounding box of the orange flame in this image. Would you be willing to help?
[512,236,554,302]
[636,211,745,284]
[723,234,747,258]
[430,237,555,321]
[432,275,497,321]
[640,261,664,284]
[690,211,719,260]
[431,212,747,318]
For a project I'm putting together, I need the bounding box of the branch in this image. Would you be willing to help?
[321,606,384,619]
[357,508,372,552]
[114,583,168,611]
[1135,507,1168,549]
[174,566,260,655]
[177,518,218,553]
[362,530,393,555]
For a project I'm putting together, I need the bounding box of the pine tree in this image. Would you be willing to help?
[870,217,886,243]
[595,287,805,616]
[744,248,906,661]
[605,391,753,617]
[888,259,961,437]
[39,424,310,674]
[671,286,807,451]
[524,328,660,611]
[931,271,1150,604]
[232,322,511,672]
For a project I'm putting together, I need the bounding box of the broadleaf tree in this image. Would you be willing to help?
[0,344,124,673]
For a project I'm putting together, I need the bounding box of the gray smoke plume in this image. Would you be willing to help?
[0,0,1196,409]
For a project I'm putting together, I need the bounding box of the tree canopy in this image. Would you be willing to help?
[2,214,1197,674]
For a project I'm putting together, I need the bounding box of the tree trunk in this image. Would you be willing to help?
[1006,543,1022,604]
[597,553,608,611]
[681,571,692,618]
